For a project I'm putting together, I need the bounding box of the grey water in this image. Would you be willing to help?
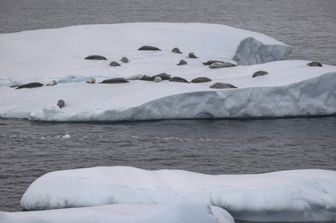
[0,0,336,213]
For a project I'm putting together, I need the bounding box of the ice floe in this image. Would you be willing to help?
[20,166,336,222]
[0,23,335,121]
[1,202,234,223]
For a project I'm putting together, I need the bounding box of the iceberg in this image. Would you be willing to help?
[0,202,234,223]
[0,23,335,121]
[233,37,291,65]
[21,166,336,222]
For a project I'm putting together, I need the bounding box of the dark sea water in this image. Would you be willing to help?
[0,0,336,213]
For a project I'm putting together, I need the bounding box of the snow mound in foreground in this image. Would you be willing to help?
[21,166,336,222]
[0,202,234,223]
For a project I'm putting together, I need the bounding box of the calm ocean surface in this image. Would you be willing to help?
[0,0,335,212]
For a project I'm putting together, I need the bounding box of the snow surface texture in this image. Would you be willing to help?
[0,23,335,121]
[233,37,291,65]
[0,202,234,223]
[21,167,336,222]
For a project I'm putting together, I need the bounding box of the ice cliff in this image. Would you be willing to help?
[233,37,291,65]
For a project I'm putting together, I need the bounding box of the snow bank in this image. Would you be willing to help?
[233,37,291,65]
[0,202,234,223]
[0,23,334,121]
[21,166,336,222]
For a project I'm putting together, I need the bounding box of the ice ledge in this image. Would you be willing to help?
[33,72,334,122]
[233,37,291,65]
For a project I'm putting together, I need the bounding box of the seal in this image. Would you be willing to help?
[138,46,161,51]
[210,82,237,89]
[85,55,107,60]
[169,77,189,83]
[101,78,129,84]
[154,76,162,82]
[307,61,323,67]
[16,82,43,89]
[141,75,155,81]
[153,73,171,80]
[188,52,198,59]
[191,77,212,83]
[252,71,268,78]
[57,99,65,109]
[172,47,182,54]
[46,80,57,86]
[86,78,96,84]
[120,57,129,63]
[177,59,187,66]
[209,62,236,69]
[203,60,224,66]
[110,61,121,67]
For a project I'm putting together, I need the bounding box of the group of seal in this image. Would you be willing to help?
[96,73,237,89]
[84,46,239,70]
[11,49,324,110]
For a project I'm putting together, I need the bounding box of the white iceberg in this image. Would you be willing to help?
[0,202,234,223]
[21,166,336,222]
[233,37,291,65]
[1,23,334,121]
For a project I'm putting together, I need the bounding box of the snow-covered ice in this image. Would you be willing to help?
[21,166,336,222]
[0,202,234,223]
[0,23,288,83]
[1,23,334,121]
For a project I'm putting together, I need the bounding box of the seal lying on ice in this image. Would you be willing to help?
[101,78,129,84]
[57,99,65,109]
[177,59,187,66]
[169,77,189,83]
[307,61,323,67]
[191,77,212,83]
[252,71,268,78]
[138,45,161,51]
[210,82,237,89]
[85,55,107,60]
[16,82,43,89]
